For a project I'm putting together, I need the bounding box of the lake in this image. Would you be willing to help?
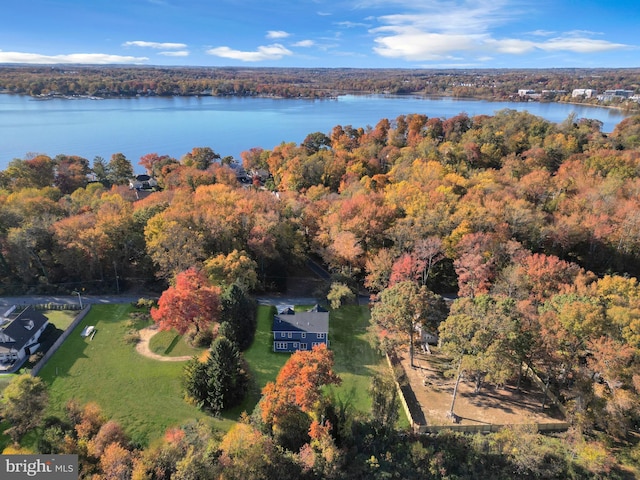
[0,93,630,171]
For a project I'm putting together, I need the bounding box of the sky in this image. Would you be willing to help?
[0,0,638,69]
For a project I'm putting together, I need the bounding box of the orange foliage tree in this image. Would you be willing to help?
[260,344,341,429]
[150,267,221,335]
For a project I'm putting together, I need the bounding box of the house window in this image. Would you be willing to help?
[280,332,286,338]
[287,332,292,338]
[275,342,288,349]
[300,343,307,350]
[317,333,325,339]
[301,333,306,338]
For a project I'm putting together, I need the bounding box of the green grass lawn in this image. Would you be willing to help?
[225,305,288,419]
[327,304,410,430]
[43,310,78,331]
[37,304,230,446]
[326,305,383,413]
[148,329,206,357]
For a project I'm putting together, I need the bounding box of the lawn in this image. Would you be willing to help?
[328,305,409,429]
[148,329,206,357]
[226,305,288,419]
[37,304,228,446]
[43,310,78,331]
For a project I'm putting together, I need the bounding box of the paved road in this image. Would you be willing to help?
[255,295,323,306]
[0,294,149,308]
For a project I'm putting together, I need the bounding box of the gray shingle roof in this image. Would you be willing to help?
[272,311,329,334]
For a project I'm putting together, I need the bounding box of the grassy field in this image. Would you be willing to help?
[44,310,78,331]
[148,329,206,357]
[326,305,385,412]
[328,304,409,429]
[37,304,226,446]
[226,305,288,419]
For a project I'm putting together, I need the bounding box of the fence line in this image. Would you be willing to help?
[31,306,92,376]
[386,353,420,431]
[416,422,569,435]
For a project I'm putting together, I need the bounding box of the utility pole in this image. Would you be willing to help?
[113,261,120,294]
[72,290,83,309]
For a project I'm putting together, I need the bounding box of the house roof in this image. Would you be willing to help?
[272,311,329,334]
[308,304,328,312]
[276,305,295,315]
[0,307,49,354]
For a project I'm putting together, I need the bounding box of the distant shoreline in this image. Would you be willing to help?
[3,90,635,117]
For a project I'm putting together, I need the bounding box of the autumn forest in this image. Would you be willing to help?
[3,100,640,478]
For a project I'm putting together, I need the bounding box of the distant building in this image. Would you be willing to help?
[597,89,635,101]
[272,304,329,353]
[572,88,596,98]
[129,174,158,191]
[518,89,541,99]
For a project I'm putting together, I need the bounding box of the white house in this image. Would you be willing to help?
[0,306,49,368]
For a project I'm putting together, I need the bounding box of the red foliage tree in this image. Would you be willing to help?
[389,253,423,286]
[150,268,221,335]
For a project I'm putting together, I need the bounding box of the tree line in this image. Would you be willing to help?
[1,66,639,107]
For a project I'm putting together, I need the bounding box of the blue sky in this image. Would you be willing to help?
[0,0,638,68]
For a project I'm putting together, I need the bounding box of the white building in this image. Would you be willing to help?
[571,89,596,98]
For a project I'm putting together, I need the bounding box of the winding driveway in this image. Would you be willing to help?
[135,326,192,362]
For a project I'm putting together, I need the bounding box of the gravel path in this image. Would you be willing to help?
[135,326,192,362]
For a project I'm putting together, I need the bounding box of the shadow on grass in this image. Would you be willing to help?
[37,319,92,381]
[164,335,181,355]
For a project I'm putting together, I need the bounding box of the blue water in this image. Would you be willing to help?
[0,93,629,171]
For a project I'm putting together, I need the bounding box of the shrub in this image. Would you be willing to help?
[187,328,214,349]
[123,330,140,345]
[135,298,156,310]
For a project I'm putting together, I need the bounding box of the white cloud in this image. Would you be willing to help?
[292,40,315,47]
[0,51,148,64]
[159,50,190,57]
[336,21,370,28]
[373,31,482,60]
[123,41,187,49]
[485,38,536,54]
[266,30,290,39]
[374,0,516,35]
[206,44,293,62]
[539,36,630,53]
[528,29,555,37]
[370,1,633,61]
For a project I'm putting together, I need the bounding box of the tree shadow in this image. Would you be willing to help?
[164,334,181,355]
